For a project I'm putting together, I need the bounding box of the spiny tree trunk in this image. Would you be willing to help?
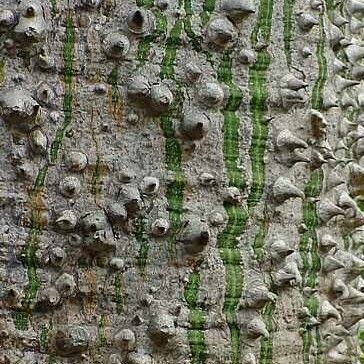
[0,0,363,363]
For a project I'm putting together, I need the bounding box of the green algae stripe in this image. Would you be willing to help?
[185,269,206,363]
[188,329,205,364]
[136,0,154,9]
[306,296,319,317]
[97,314,107,347]
[158,14,184,257]
[107,65,119,112]
[248,56,271,208]
[48,355,56,364]
[253,220,268,262]
[166,179,184,256]
[15,8,76,334]
[15,165,49,330]
[33,165,48,194]
[325,0,334,10]
[160,20,183,80]
[216,50,248,364]
[219,247,241,265]
[49,0,57,16]
[137,9,167,66]
[39,319,54,354]
[217,203,247,364]
[324,0,335,20]
[299,168,324,363]
[223,264,243,311]
[315,327,321,364]
[200,0,216,25]
[160,33,184,256]
[248,1,274,364]
[218,204,248,249]
[311,14,327,111]
[184,0,203,52]
[283,0,295,67]
[217,52,245,191]
[161,115,183,172]
[303,329,313,364]
[190,308,204,329]
[136,216,149,275]
[358,201,364,212]
[251,0,274,46]
[154,9,168,35]
[50,15,74,164]
[15,234,40,330]
[300,169,323,289]
[185,270,200,307]
[14,309,28,330]
[260,302,275,364]
[39,324,49,352]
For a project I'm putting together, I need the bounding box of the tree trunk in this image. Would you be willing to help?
[0,0,363,363]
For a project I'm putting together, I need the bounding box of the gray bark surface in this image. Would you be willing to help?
[0,0,363,363]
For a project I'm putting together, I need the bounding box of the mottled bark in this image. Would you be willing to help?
[0,0,363,363]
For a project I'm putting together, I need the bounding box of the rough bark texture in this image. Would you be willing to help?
[0,0,364,363]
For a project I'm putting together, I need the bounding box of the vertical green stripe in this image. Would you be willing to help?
[283,0,295,67]
[107,65,119,114]
[160,20,183,80]
[50,14,74,163]
[15,11,75,331]
[160,16,184,255]
[200,0,216,25]
[300,8,327,363]
[185,269,206,363]
[311,15,327,110]
[49,0,57,16]
[248,1,275,363]
[217,49,248,363]
[137,9,167,67]
[136,216,150,275]
[248,0,273,209]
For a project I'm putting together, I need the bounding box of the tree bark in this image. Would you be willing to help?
[0,0,363,363]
